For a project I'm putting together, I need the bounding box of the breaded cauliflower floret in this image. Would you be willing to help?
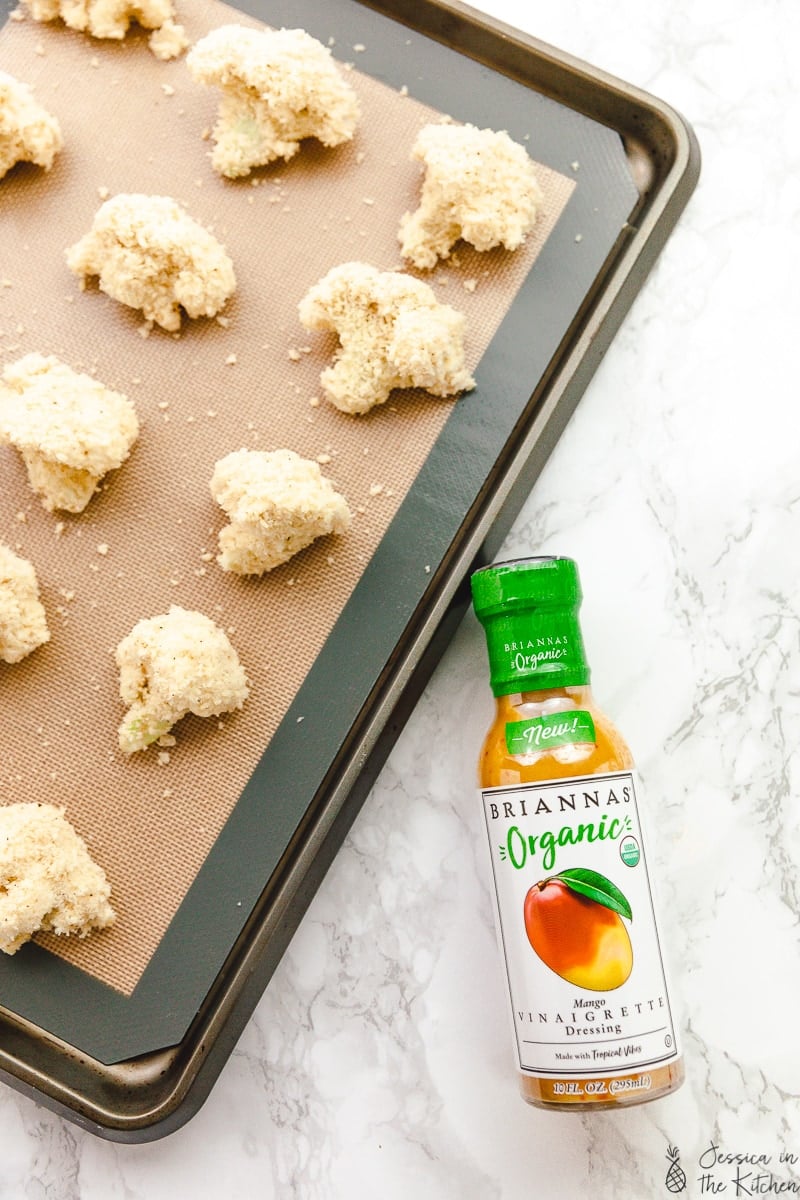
[0,542,50,664]
[298,261,475,415]
[186,25,360,179]
[0,802,114,955]
[22,0,188,58]
[399,122,543,270]
[0,352,139,512]
[210,447,351,575]
[116,605,249,753]
[148,17,189,61]
[0,70,62,181]
[66,193,236,332]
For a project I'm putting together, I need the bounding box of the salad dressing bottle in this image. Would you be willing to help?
[471,556,684,1109]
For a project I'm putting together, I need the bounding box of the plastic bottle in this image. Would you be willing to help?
[471,555,683,1109]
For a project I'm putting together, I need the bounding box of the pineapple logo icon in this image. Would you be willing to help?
[665,1145,687,1193]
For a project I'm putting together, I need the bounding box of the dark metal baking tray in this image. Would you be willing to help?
[0,0,700,1139]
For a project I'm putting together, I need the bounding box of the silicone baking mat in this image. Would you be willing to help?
[0,0,573,996]
[0,0,663,1073]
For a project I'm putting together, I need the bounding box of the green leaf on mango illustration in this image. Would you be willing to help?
[551,867,633,921]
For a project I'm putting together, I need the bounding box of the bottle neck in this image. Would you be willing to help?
[495,684,594,713]
[493,685,600,760]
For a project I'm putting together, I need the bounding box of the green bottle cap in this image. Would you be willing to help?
[471,556,590,696]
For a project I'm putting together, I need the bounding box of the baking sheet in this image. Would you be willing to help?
[0,0,573,999]
[0,0,699,1137]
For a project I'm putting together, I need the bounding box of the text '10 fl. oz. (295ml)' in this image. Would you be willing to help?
[470,555,684,1110]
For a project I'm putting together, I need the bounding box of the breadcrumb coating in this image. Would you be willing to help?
[0,542,50,664]
[399,122,543,269]
[0,69,62,180]
[298,260,475,414]
[0,802,114,955]
[147,17,189,61]
[186,24,360,179]
[22,0,188,56]
[0,352,139,512]
[66,193,237,332]
[116,605,249,753]
[210,447,351,575]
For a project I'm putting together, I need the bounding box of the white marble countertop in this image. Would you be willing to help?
[3,0,800,1195]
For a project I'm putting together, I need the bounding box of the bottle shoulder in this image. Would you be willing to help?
[479,687,633,788]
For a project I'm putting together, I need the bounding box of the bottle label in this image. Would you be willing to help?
[481,770,679,1079]
[505,710,596,756]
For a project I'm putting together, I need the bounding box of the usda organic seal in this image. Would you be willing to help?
[620,835,640,867]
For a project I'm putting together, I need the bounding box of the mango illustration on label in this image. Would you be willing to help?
[523,868,633,991]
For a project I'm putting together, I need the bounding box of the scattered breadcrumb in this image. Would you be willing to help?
[186,25,360,179]
[0,541,50,663]
[399,122,543,269]
[0,352,139,512]
[0,802,114,955]
[96,542,109,555]
[298,261,475,414]
[20,0,187,59]
[116,605,249,753]
[210,447,351,575]
[0,70,63,181]
[66,194,236,332]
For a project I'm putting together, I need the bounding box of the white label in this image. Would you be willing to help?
[481,771,679,1078]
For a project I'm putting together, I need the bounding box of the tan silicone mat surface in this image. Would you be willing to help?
[0,0,573,994]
